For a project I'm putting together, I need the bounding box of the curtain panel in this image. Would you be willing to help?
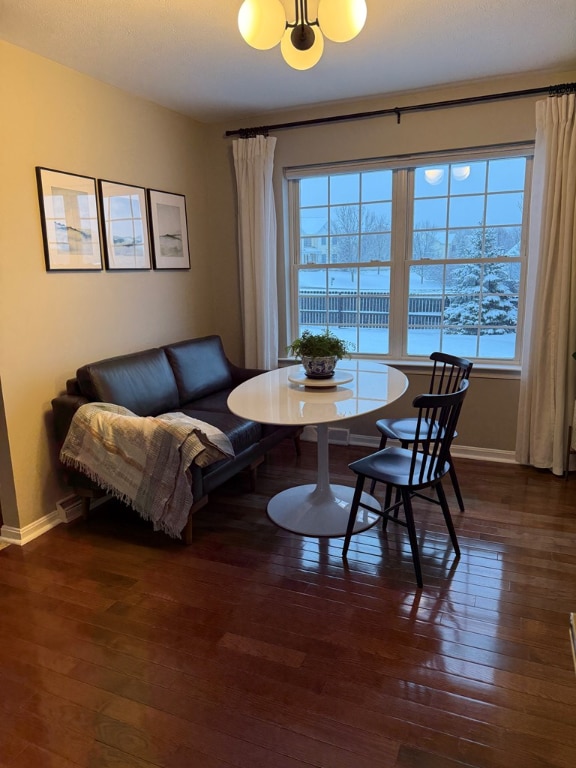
[232,135,279,370]
[516,94,576,475]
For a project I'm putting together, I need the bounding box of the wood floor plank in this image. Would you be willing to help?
[1,444,576,767]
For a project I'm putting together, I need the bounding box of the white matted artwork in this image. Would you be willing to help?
[36,167,103,271]
[98,180,151,270]
[148,189,190,270]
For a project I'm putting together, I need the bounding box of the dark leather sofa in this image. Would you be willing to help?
[51,335,300,543]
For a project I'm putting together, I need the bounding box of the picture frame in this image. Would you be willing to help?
[36,167,103,271]
[147,189,190,270]
[98,180,151,270]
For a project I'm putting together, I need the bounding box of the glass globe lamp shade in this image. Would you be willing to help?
[452,164,471,181]
[238,0,286,50]
[424,168,445,185]
[317,0,367,43]
[281,26,324,70]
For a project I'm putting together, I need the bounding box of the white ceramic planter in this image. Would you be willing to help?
[301,355,338,379]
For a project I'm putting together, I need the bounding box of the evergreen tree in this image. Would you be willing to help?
[444,228,517,335]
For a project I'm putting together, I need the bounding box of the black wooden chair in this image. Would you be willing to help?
[372,351,473,511]
[342,379,469,588]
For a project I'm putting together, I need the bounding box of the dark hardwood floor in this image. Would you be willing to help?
[1,440,575,767]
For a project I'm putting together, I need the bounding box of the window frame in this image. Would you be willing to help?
[285,143,534,368]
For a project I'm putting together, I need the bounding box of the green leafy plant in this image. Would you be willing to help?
[287,329,354,360]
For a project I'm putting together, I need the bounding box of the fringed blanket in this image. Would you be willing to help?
[60,403,234,538]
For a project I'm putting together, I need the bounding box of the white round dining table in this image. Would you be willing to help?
[227,358,408,537]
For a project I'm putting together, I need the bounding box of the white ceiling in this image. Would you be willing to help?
[1,0,575,124]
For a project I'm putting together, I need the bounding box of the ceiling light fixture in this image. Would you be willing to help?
[238,0,368,71]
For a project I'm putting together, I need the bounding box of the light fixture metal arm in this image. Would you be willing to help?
[285,0,319,30]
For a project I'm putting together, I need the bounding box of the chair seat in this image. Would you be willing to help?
[375,417,457,443]
[350,446,450,489]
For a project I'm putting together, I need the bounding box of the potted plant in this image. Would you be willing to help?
[287,329,354,378]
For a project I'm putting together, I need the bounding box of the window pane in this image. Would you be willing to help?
[443,262,518,352]
[301,176,328,207]
[360,202,391,232]
[479,332,516,359]
[297,269,328,329]
[330,173,360,204]
[449,161,487,195]
[330,234,359,264]
[300,206,327,236]
[448,195,485,228]
[360,232,391,262]
[330,204,359,234]
[488,157,526,192]
[494,226,522,256]
[407,326,442,356]
[412,229,447,260]
[361,170,392,202]
[359,267,390,353]
[486,192,524,226]
[407,265,445,358]
[447,228,481,258]
[414,197,448,228]
[415,165,449,197]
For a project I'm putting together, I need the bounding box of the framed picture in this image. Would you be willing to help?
[36,167,103,271]
[148,189,190,269]
[98,180,151,270]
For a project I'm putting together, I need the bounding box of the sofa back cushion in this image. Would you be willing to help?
[163,336,233,404]
[76,348,180,416]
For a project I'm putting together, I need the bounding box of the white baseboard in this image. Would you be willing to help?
[301,427,516,464]
[1,510,62,546]
[0,493,104,547]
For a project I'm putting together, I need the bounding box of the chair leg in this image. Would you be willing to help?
[436,481,460,557]
[382,483,393,530]
[342,474,366,559]
[448,452,465,512]
[401,489,423,588]
[369,434,388,494]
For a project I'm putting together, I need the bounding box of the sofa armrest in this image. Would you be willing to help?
[227,361,267,386]
[51,393,90,444]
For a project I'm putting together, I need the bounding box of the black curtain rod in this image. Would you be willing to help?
[225,81,576,138]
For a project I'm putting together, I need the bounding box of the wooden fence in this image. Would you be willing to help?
[298,290,443,329]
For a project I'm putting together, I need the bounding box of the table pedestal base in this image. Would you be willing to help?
[267,483,381,538]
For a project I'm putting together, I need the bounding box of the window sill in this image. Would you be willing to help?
[279,357,521,380]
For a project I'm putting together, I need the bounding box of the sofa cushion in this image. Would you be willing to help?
[177,407,262,455]
[76,349,180,416]
[184,388,234,413]
[164,336,234,405]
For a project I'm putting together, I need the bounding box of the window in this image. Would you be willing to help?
[287,147,532,363]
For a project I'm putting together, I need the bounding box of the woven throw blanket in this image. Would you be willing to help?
[60,403,234,538]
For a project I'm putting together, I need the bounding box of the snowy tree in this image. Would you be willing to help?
[444,228,518,335]
[330,205,390,281]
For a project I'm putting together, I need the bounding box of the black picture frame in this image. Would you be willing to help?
[36,167,103,271]
[148,189,191,270]
[98,180,151,270]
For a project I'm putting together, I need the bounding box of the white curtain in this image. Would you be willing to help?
[232,135,278,370]
[516,93,576,475]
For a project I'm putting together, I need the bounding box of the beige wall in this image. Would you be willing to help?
[0,42,218,529]
[207,69,576,453]
[1,39,574,531]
